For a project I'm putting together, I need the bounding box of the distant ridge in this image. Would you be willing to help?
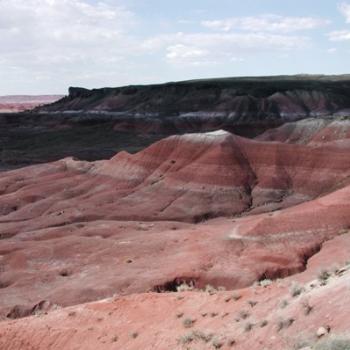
[38,75,350,125]
[0,95,64,113]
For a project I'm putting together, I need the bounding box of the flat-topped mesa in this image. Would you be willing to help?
[38,76,350,126]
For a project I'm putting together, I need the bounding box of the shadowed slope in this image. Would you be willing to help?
[41,76,350,122]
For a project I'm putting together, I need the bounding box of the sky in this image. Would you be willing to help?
[1,0,350,95]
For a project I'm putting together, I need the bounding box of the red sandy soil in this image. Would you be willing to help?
[0,234,349,350]
[0,95,63,112]
[0,119,350,349]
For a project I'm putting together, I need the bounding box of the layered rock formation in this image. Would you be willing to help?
[258,117,350,146]
[41,76,350,124]
[3,76,350,170]
[1,78,350,349]
[0,125,349,328]
[1,129,350,227]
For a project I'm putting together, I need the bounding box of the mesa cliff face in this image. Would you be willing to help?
[3,76,350,170]
[41,76,350,125]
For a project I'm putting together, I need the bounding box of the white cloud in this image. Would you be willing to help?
[0,1,335,94]
[143,31,308,66]
[327,47,337,53]
[201,15,330,33]
[166,44,211,66]
[0,0,135,48]
[328,30,350,41]
[339,2,350,22]
[165,43,245,66]
[0,0,140,93]
[326,3,350,43]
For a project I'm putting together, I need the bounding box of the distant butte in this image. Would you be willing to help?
[0,95,63,113]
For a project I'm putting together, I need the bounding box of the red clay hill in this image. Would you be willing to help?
[0,116,350,349]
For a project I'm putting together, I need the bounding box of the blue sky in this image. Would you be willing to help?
[1,0,350,94]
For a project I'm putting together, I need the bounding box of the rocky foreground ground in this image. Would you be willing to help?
[0,117,349,349]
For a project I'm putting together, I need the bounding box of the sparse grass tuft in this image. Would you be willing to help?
[318,269,331,283]
[178,333,194,345]
[204,284,218,295]
[280,299,289,309]
[248,300,258,307]
[178,331,214,345]
[238,310,250,320]
[244,322,254,332]
[260,320,268,328]
[130,332,138,339]
[301,299,313,316]
[293,339,312,349]
[212,337,224,349]
[290,282,305,297]
[277,318,294,331]
[192,330,213,343]
[227,337,236,346]
[314,336,350,350]
[111,336,118,342]
[182,318,196,328]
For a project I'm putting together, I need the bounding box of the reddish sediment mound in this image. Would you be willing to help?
[1,234,350,350]
[0,125,350,349]
[258,117,350,146]
[0,128,350,320]
[1,129,349,228]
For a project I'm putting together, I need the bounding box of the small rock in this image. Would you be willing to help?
[316,326,330,338]
[308,279,318,288]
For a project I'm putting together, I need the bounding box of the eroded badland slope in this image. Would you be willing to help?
[0,78,350,349]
